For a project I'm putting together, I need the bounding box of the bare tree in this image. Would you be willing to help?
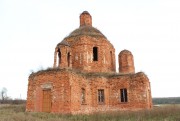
[0,87,7,103]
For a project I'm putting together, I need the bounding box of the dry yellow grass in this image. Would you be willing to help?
[0,104,180,121]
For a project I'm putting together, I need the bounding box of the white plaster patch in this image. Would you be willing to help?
[41,83,53,89]
[75,54,78,60]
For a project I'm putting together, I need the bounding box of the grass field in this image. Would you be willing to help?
[0,104,180,121]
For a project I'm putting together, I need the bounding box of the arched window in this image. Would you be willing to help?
[58,49,61,66]
[93,47,98,61]
[110,51,113,69]
[81,88,86,104]
[67,52,70,67]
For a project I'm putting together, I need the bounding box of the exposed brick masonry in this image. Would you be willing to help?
[26,11,152,114]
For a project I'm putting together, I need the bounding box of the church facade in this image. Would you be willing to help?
[26,11,152,114]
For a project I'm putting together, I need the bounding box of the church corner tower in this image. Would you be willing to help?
[118,50,135,74]
[26,11,152,114]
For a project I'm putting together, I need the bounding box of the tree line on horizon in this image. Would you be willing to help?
[153,97,180,104]
[0,97,180,105]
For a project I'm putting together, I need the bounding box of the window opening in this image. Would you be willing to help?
[58,49,61,66]
[120,88,128,102]
[67,52,70,67]
[98,89,104,103]
[110,51,113,69]
[93,47,98,61]
[81,88,85,104]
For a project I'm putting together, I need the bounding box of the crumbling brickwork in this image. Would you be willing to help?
[26,11,152,114]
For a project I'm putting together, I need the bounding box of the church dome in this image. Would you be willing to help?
[57,11,107,47]
[64,26,106,39]
[119,49,132,55]
[54,11,116,73]
[57,39,70,46]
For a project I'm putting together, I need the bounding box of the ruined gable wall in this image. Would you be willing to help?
[26,70,71,113]
[109,72,152,110]
[129,72,152,109]
[68,72,92,114]
[70,74,111,113]
[26,77,36,112]
[68,71,152,114]
[89,76,110,112]
[67,72,114,114]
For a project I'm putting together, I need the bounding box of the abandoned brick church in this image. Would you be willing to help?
[26,11,152,114]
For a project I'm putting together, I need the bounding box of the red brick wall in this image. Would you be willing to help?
[80,11,92,27]
[26,69,152,114]
[54,36,116,73]
[70,36,115,73]
[53,11,116,73]
[26,11,152,114]
[118,50,135,74]
[108,72,152,110]
[26,70,71,113]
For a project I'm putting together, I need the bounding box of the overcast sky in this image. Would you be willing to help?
[0,0,180,99]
